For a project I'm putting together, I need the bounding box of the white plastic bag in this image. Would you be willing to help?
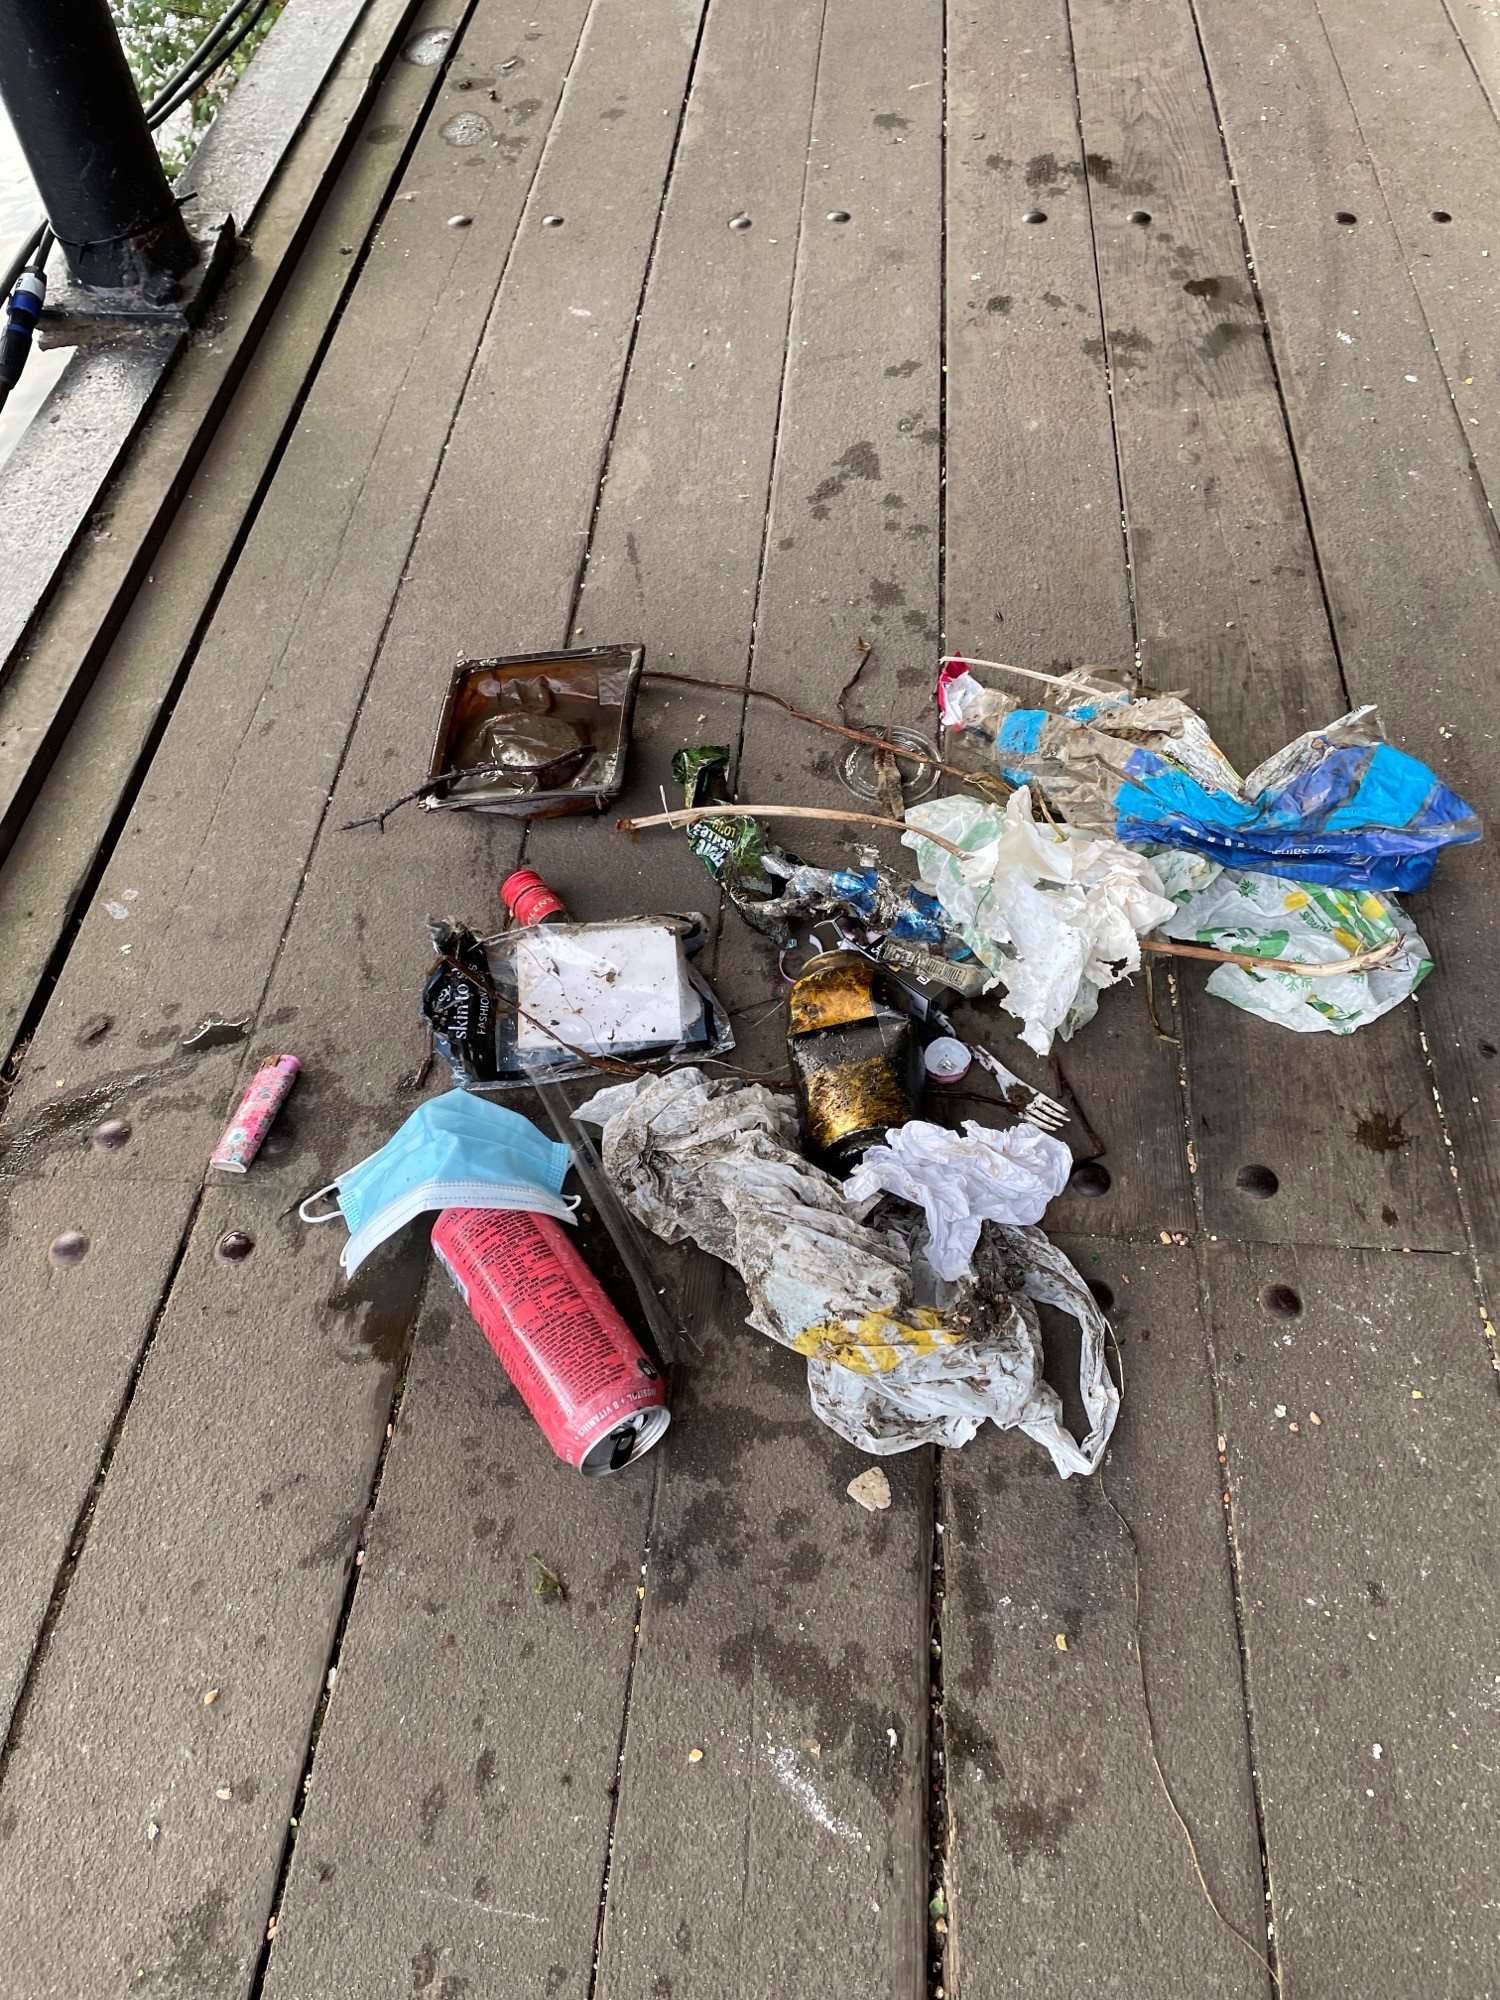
[804,1224,1117,1476]
[577,1070,1118,1473]
[844,1118,1072,1282]
[903,788,1176,1055]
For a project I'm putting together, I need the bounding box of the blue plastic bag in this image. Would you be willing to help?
[953,682,1481,895]
[1108,736,1477,892]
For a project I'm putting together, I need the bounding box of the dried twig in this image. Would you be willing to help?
[1049,1053,1106,1159]
[341,773,451,832]
[940,652,1124,700]
[398,1026,437,1094]
[641,668,1007,796]
[341,761,505,832]
[1142,959,1180,1047]
[836,638,878,722]
[619,802,970,859]
[1139,935,1400,979]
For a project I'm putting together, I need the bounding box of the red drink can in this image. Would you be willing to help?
[431,1207,669,1475]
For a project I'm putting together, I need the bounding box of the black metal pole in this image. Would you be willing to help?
[0,0,198,300]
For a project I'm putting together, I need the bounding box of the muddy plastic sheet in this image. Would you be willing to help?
[576,1068,1117,1473]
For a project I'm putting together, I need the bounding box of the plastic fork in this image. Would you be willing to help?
[967,1045,1070,1134]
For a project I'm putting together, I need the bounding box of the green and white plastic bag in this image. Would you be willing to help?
[1152,855,1432,1033]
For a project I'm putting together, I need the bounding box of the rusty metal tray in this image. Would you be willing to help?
[422,645,644,818]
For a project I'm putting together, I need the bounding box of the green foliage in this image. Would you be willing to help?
[111,1,284,178]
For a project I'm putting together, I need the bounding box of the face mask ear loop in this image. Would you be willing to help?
[298,1183,344,1224]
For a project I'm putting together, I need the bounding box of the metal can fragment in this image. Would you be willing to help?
[787,950,917,1172]
[210,1055,300,1173]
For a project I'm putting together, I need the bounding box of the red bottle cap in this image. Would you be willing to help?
[501,867,568,926]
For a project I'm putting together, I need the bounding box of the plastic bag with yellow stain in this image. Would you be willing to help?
[1152,855,1432,1033]
[575,1067,1118,1472]
[802,1223,1116,1473]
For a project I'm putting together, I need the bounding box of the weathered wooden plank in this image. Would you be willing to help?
[941,1239,1266,1999]
[1311,0,1500,500]
[0,0,598,1183]
[601,1301,933,2000]
[0,0,472,1059]
[0,1,729,1991]
[1207,1243,1500,1996]
[506,1,946,1986]
[258,1279,655,2000]
[1190,0,1500,1252]
[944,20,1129,668]
[944,0,1194,1244]
[0,1185,417,1999]
[1066,0,1462,1253]
[525,0,825,918]
[718,0,947,1103]
[0,334,185,682]
[1443,0,1500,118]
[262,5,829,1986]
[938,18,1263,1981]
[733,5,942,751]
[0,1180,188,1735]
[180,0,374,223]
[530,0,934,1988]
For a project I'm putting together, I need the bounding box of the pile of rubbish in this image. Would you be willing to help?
[253,646,1477,1485]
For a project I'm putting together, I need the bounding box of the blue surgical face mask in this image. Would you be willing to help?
[300,1090,575,1275]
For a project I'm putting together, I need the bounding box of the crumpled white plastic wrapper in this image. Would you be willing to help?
[844,1118,1072,1282]
[1149,850,1432,1033]
[902,787,1176,1055]
[576,1069,1118,1474]
[805,1223,1117,1476]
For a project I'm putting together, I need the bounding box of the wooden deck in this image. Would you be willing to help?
[3,0,1500,1993]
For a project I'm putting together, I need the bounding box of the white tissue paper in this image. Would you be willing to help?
[844,1118,1073,1282]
